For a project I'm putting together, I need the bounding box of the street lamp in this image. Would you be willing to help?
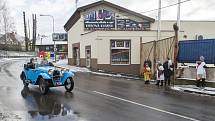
[40,14,56,62]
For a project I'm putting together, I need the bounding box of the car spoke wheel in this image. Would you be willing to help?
[39,78,49,95]
[64,78,74,92]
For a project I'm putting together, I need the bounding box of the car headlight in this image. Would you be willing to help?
[48,69,54,75]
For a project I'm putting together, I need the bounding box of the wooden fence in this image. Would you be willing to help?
[140,36,175,75]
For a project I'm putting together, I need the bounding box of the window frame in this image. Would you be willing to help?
[110,39,131,65]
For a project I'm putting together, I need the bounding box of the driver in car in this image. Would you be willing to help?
[28,58,35,69]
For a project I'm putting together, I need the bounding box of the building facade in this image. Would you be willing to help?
[36,34,68,59]
[64,0,215,75]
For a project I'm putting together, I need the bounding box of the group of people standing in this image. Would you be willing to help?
[143,56,207,88]
[142,58,174,86]
[156,58,174,86]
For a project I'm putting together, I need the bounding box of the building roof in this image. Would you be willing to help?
[64,0,155,32]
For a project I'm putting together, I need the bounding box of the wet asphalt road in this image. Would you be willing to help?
[0,59,215,121]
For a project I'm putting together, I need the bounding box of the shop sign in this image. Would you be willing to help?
[84,20,115,28]
[84,9,151,30]
[84,9,115,29]
[53,33,68,41]
[117,19,150,30]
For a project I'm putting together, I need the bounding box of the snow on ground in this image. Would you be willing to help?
[91,72,141,80]
[0,51,35,57]
[54,59,91,73]
[54,59,141,79]
[0,111,22,121]
[0,58,27,63]
[178,78,215,83]
[171,85,215,96]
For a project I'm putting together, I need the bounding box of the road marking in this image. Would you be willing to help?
[93,91,200,121]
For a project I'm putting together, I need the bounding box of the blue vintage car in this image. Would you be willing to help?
[20,59,74,94]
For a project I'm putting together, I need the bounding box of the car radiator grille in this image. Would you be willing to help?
[53,70,61,80]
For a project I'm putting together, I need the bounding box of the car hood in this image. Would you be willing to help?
[37,66,55,72]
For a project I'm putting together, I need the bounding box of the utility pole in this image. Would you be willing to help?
[154,0,161,75]
[23,11,28,51]
[32,14,37,51]
[40,14,55,61]
[156,0,161,59]
[172,0,181,86]
[28,19,30,43]
[177,0,181,31]
[173,23,179,87]
[157,0,161,42]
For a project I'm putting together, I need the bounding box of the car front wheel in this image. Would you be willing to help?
[64,78,74,92]
[39,78,49,95]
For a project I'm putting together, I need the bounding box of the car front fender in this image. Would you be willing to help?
[62,71,74,83]
[39,73,52,80]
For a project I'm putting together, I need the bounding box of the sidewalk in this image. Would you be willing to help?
[54,59,141,80]
[171,85,215,96]
[55,59,215,97]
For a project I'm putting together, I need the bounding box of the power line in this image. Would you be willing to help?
[141,0,191,14]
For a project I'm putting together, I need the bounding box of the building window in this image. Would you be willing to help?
[111,40,130,65]
[45,46,50,51]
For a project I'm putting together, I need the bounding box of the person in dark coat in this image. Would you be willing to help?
[163,58,173,86]
[27,58,35,69]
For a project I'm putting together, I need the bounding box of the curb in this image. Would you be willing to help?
[170,85,215,96]
[90,71,141,80]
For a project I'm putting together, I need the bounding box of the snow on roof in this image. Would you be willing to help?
[36,35,67,45]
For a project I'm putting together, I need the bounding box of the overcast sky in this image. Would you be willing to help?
[6,0,215,37]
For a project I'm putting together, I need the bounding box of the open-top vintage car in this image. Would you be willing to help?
[20,58,74,94]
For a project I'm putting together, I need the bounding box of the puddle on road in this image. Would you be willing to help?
[19,87,80,121]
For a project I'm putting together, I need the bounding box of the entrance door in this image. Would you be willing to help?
[85,46,91,68]
[73,47,80,66]
[76,48,80,66]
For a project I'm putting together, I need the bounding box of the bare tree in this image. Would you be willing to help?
[0,0,6,11]
[2,7,16,33]
[0,0,6,33]
[0,0,16,50]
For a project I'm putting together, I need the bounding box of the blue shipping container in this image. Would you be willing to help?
[178,39,215,64]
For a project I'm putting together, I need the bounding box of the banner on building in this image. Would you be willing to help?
[84,9,151,30]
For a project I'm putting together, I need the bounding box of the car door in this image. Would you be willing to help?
[26,68,38,83]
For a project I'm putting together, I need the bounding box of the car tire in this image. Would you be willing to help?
[39,78,49,95]
[20,72,29,87]
[64,78,74,92]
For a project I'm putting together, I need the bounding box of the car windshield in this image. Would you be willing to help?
[33,58,53,67]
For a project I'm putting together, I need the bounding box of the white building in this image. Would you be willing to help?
[64,0,215,75]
